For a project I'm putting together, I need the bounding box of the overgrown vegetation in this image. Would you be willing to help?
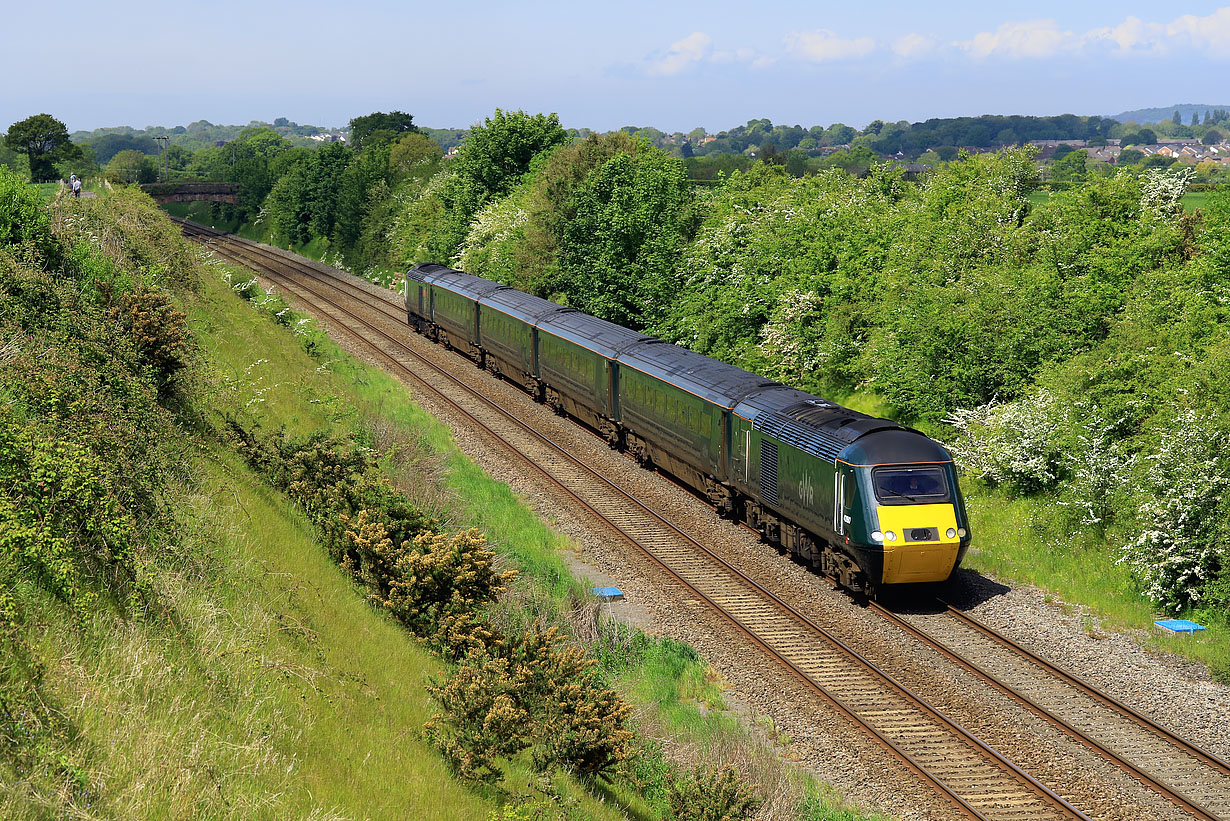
[3,168,878,818]
[146,102,1230,664]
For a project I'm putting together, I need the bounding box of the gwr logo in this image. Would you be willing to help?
[799,472,815,507]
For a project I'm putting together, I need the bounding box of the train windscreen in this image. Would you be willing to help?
[871,466,950,505]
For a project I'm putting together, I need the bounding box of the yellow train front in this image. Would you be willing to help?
[729,392,971,596]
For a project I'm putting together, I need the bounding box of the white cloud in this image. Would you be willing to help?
[650,8,1230,77]
[785,29,876,62]
[1087,16,1164,55]
[1168,8,1230,54]
[961,8,1230,60]
[648,32,712,76]
[892,32,935,59]
[957,19,1080,59]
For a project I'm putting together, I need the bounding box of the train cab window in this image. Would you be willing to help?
[871,466,949,505]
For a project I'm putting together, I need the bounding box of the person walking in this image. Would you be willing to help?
[70,174,82,198]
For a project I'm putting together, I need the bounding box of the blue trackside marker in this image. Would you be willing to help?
[592,586,624,602]
[1154,619,1206,635]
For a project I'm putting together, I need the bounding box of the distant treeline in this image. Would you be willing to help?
[65,110,1230,172]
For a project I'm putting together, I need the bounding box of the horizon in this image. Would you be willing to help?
[59,101,1230,137]
[6,3,1230,134]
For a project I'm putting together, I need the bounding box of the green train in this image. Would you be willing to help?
[406,264,971,596]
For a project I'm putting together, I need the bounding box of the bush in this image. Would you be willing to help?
[1120,410,1230,612]
[426,625,632,784]
[667,764,763,821]
[944,392,1064,491]
[109,283,189,386]
[343,519,515,657]
[0,165,58,265]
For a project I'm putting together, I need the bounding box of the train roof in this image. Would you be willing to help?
[734,388,949,465]
[481,287,574,324]
[617,340,779,408]
[427,269,507,301]
[407,262,453,283]
[536,310,649,359]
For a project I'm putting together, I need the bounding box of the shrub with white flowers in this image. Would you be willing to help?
[944,391,1064,491]
[1059,418,1137,530]
[1139,166,1194,217]
[1120,409,1229,613]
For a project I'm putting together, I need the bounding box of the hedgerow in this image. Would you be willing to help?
[0,170,207,809]
[226,423,639,787]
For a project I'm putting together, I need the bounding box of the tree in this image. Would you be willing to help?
[1203,129,1223,145]
[5,113,79,181]
[388,132,442,181]
[821,123,856,147]
[348,110,418,151]
[557,145,695,329]
[1174,110,1183,126]
[1118,149,1144,165]
[453,110,567,203]
[106,149,155,183]
[1051,150,1088,186]
[1192,111,1201,126]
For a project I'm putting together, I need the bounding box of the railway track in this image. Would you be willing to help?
[180,220,1228,820]
[873,601,1230,821]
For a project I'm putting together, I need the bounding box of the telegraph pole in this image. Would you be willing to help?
[153,135,170,182]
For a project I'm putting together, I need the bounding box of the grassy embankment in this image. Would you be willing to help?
[3,181,876,818]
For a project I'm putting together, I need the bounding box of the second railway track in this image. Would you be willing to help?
[181,220,1230,821]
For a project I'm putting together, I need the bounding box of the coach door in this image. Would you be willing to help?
[833,471,846,536]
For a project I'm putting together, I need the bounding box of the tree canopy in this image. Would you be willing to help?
[5,113,79,181]
[349,111,418,150]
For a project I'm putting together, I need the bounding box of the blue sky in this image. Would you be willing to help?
[6,2,1230,133]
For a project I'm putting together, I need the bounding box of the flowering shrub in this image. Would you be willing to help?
[667,764,763,821]
[108,284,189,386]
[944,391,1064,491]
[426,624,632,783]
[1058,412,1137,531]
[1140,166,1194,217]
[1120,410,1229,612]
[342,516,514,658]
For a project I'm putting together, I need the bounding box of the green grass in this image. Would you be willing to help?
[1182,190,1211,211]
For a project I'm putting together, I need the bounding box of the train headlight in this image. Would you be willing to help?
[871,531,884,542]
[884,530,897,541]
[957,528,967,538]
[946,528,957,539]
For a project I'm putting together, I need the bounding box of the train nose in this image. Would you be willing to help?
[875,503,961,584]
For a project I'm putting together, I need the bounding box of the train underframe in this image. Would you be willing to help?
[417,318,875,597]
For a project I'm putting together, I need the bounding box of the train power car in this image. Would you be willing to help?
[405,263,971,596]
